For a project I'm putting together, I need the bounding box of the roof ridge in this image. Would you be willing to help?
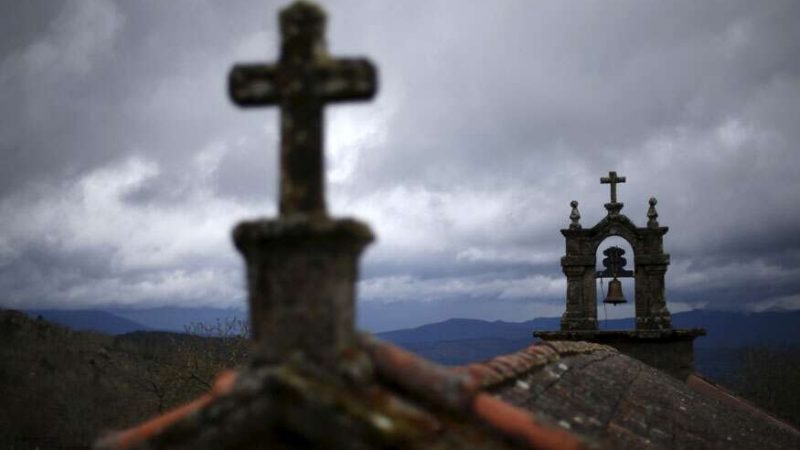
[97,337,596,450]
[360,335,595,450]
[94,370,238,450]
[457,341,617,389]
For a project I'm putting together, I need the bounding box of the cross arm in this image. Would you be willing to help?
[317,58,377,102]
[229,64,279,106]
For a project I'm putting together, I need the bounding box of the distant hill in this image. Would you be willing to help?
[20,307,800,356]
[377,310,800,372]
[377,317,560,343]
[110,306,246,332]
[25,309,150,335]
[20,307,248,335]
[672,310,800,348]
[379,310,800,348]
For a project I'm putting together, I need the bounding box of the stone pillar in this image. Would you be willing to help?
[561,247,597,331]
[234,216,373,367]
[635,262,672,330]
[634,231,672,330]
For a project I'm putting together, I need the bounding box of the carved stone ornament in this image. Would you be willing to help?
[569,200,582,229]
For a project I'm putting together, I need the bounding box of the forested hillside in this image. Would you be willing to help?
[0,310,250,449]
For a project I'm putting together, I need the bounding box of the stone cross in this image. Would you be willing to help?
[601,171,626,204]
[229,1,376,217]
[229,1,377,368]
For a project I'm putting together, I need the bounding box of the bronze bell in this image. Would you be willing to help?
[603,278,627,305]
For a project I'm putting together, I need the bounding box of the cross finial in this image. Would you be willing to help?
[229,1,377,217]
[600,171,626,204]
[229,1,377,368]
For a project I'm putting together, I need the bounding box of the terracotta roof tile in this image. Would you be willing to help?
[91,332,800,450]
[362,336,598,450]
[360,334,480,411]
[459,341,616,389]
[94,339,616,450]
[473,393,589,450]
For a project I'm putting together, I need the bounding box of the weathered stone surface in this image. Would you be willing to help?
[647,197,659,229]
[234,216,373,367]
[93,333,799,450]
[228,1,376,218]
[569,200,582,230]
[95,338,597,450]
[550,173,708,379]
[490,349,800,450]
[227,0,378,368]
[558,173,674,331]
[534,330,706,380]
[600,170,626,216]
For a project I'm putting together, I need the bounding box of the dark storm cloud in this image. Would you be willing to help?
[0,0,278,196]
[1,0,800,328]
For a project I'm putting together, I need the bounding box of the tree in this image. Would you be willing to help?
[177,317,252,391]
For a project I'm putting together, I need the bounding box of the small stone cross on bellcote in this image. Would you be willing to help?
[601,171,626,204]
[229,1,376,218]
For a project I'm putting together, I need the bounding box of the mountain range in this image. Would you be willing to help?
[377,310,800,349]
[25,309,151,335]
[19,307,800,383]
[24,307,799,349]
[375,310,800,382]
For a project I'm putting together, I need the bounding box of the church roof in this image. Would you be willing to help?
[93,338,800,450]
[94,338,592,450]
[483,343,800,449]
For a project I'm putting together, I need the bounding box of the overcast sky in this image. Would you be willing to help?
[2,0,799,331]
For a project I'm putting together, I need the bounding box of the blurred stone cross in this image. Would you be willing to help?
[228,1,376,368]
[229,1,376,217]
[601,171,626,204]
